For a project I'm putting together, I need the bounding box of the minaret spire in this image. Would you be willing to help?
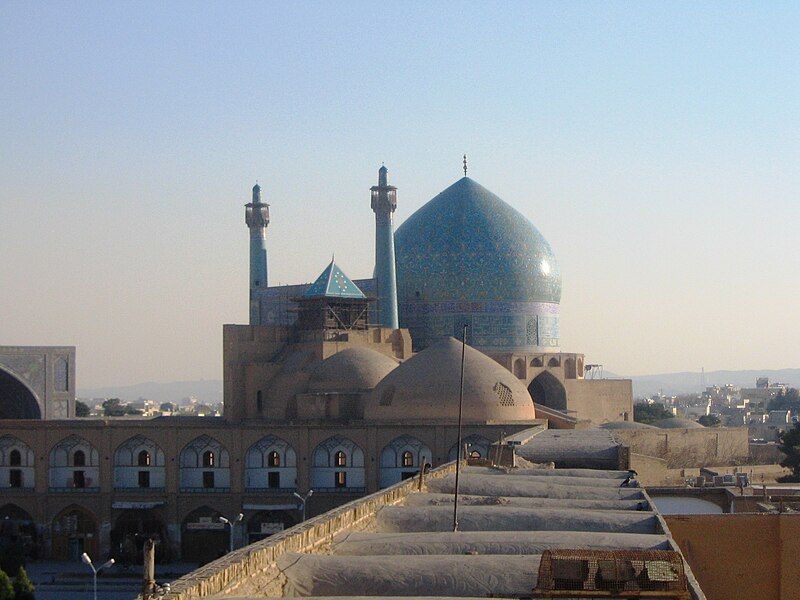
[463,154,467,177]
[245,182,270,324]
[370,165,399,329]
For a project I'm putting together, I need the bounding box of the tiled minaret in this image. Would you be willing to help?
[370,166,399,329]
[245,183,270,325]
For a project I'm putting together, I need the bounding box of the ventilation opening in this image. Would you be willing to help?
[494,382,514,406]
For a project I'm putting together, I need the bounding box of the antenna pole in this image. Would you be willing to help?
[453,323,468,532]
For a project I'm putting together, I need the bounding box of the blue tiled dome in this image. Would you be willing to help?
[394,177,562,353]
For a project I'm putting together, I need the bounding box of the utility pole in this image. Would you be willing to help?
[453,323,467,532]
[142,538,156,600]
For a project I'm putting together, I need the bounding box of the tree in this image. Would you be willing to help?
[633,402,672,424]
[777,422,800,483]
[0,570,14,600]
[698,414,720,427]
[75,401,90,417]
[102,398,126,417]
[12,566,34,600]
[159,402,175,413]
[768,388,800,412]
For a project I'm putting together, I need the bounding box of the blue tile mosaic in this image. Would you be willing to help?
[394,177,561,351]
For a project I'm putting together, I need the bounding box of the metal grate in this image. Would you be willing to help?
[533,549,690,598]
[493,382,514,406]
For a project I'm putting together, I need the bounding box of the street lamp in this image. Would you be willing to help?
[218,513,244,553]
[80,552,115,600]
[293,489,313,522]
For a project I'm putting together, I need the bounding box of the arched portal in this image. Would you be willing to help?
[181,506,226,564]
[0,367,41,419]
[0,504,38,567]
[528,371,568,411]
[110,510,168,565]
[51,505,98,560]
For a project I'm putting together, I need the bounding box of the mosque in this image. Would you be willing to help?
[0,164,632,564]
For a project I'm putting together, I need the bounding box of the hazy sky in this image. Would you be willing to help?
[2,2,799,388]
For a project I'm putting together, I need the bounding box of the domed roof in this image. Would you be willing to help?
[394,177,561,304]
[652,417,705,429]
[308,347,399,392]
[364,337,536,423]
[599,421,659,430]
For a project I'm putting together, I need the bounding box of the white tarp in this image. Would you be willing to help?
[375,505,658,534]
[276,553,540,597]
[428,474,644,500]
[403,492,648,511]
[333,530,671,556]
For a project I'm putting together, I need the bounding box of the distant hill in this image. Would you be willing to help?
[77,368,800,404]
[78,380,223,405]
[627,369,800,398]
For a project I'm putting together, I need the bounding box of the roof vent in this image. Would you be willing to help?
[494,382,514,406]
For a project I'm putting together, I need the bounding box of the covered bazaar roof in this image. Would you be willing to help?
[303,259,366,299]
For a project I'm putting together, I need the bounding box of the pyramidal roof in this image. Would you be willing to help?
[303,259,366,299]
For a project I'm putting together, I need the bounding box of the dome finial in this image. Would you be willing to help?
[463,154,468,177]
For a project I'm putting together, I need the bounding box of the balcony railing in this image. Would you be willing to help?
[49,486,100,493]
[244,486,298,493]
[313,487,366,493]
[180,487,231,493]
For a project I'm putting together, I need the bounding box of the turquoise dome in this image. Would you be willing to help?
[394,177,561,353]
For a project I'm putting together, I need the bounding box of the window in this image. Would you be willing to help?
[202,471,215,488]
[402,451,413,467]
[202,451,215,468]
[73,450,86,467]
[334,451,347,467]
[493,382,514,406]
[335,471,347,488]
[267,451,280,467]
[73,470,86,488]
[256,391,263,413]
[137,450,151,467]
[9,449,21,467]
[138,470,150,488]
[268,471,280,489]
[9,469,22,488]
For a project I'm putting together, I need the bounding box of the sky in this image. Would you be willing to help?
[1,2,799,388]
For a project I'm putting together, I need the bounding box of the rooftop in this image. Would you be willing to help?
[162,429,705,600]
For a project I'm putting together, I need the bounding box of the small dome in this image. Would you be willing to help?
[308,347,399,393]
[599,421,658,430]
[652,417,705,429]
[365,337,536,423]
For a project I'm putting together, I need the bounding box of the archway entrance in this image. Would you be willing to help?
[0,369,41,419]
[0,504,38,570]
[110,509,168,565]
[246,510,298,544]
[51,505,98,560]
[528,371,567,411]
[181,507,227,564]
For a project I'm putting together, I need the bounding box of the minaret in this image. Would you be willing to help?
[245,183,270,325]
[370,166,399,329]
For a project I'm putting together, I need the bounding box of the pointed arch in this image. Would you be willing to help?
[379,435,433,488]
[0,365,42,419]
[245,435,297,491]
[311,436,365,491]
[528,370,567,411]
[114,435,166,490]
[179,436,230,491]
[448,434,491,461]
